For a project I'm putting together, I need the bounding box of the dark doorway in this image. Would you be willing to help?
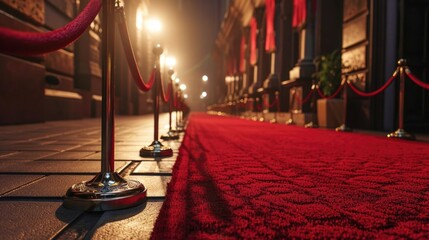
[400,0,429,133]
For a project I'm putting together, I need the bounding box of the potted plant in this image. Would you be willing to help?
[313,50,344,128]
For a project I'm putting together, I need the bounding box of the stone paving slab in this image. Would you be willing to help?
[0,160,130,173]
[5,175,171,198]
[90,201,164,240]
[0,114,182,239]
[0,151,60,160]
[0,201,82,240]
[82,152,180,162]
[131,175,171,197]
[133,161,175,174]
[40,151,97,160]
[4,175,95,197]
[0,174,42,194]
[0,143,82,152]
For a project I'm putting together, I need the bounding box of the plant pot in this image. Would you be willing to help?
[317,98,344,128]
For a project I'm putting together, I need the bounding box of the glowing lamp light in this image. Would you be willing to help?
[179,84,187,91]
[202,75,208,82]
[184,94,189,99]
[165,57,177,67]
[175,78,180,83]
[146,19,162,33]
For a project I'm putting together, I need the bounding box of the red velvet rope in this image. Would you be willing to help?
[405,68,429,90]
[161,80,172,103]
[317,79,346,99]
[116,8,155,92]
[347,70,397,97]
[0,0,101,56]
[300,89,314,104]
[269,98,279,108]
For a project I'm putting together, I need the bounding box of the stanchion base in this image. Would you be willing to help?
[387,128,415,140]
[304,122,318,128]
[161,131,180,140]
[335,124,352,132]
[171,127,184,133]
[286,118,295,125]
[63,172,147,212]
[140,140,173,158]
[270,118,278,124]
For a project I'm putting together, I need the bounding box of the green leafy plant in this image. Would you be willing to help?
[313,50,342,96]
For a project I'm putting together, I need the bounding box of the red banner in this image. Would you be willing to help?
[292,0,306,27]
[239,36,246,73]
[249,17,257,65]
[265,0,276,52]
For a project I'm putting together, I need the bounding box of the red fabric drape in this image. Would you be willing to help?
[239,36,246,73]
[292,0,307,27]
[265,0,276,52]
[249,17,257,65]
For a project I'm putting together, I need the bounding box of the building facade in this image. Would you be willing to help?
[214,0,429,133]
[0,0,154,125]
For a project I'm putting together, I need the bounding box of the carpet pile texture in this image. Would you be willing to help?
[151,113,429,239]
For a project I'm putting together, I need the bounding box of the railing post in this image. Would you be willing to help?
[161,69,179,140]
[387,59,415,139]
[270,91,279,123]
[64,0,147,211]
[286,88,296,125]
[140,45,174,157]
[305,81,318,128]
[336,75,352,132]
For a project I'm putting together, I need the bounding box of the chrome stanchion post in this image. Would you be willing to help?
[172,82,180,132]
[286,88,296,125]
[387,59,415,139]
[336,75,352,132]
[140,45,174,157]
[64,0,147,211]
[161,68,179,140]
[305,82,318,128]
[270,91,279,123]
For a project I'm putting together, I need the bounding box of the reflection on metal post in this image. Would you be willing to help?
[161,69,179,140]
[270,91,279,123]
[336,75,352,132]
[140,45,174,157]
[387,59,415,139]
[64,0,147,211]
[305,82,319,128]
[286,89,296,125]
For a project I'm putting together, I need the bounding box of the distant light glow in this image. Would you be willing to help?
[165,57,177,67]
[200,91,207,99]
[136,9,144,30]
[179,84,187,91]
[202,75,208,82]
[184,94,188,99]
[175,78,180,83]
[146,18,162,32]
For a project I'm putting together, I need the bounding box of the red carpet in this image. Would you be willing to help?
[151,113,429,239]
